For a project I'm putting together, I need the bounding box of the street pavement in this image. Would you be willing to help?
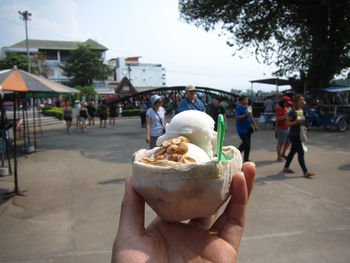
[0,117,349,263]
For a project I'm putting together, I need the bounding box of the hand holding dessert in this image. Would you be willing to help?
[112,162,256,263]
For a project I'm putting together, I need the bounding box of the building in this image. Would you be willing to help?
[111,57,166,88]
[1,39,107,83]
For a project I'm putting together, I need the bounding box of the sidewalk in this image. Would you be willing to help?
[0,117,349,262]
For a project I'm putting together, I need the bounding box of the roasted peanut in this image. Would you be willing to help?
[167,154,182,162]
[141,157,155,164]
[177,142,189,155]
[162,140,172,148]
[178,136,189,143]
[154,147,166,157]
[182,156,197,164]
[167,144,178,154]
[171,138,182,145]
[155,154,165,161]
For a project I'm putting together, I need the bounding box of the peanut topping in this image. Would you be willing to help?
[167,144,178,154]
[182,156,197,164]
[178,136,189,143]
[168,153,182,162]
[177,142,189,155]
[155,155,165,161]
[140,136,196,165]
[154,147,166,157]
[141,157,155,164]
[162,140,172,148]
[171,138,182,145]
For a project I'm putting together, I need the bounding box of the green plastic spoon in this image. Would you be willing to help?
[217,114,227,161]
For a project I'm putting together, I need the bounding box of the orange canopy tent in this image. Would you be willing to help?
[0,66,79,197]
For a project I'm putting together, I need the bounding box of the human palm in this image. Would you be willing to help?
[112,162,256,263]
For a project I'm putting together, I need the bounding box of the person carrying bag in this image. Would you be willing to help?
[146,95,167,149]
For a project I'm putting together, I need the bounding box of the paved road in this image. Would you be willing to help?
[0,117,349,262]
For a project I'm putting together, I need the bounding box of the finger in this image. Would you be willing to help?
[242,162,256,199]
[116,177,145,241]
[211,172,248,251]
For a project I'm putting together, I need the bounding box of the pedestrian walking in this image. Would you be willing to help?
[87,100,96,128]
[74,100,81,128]
[235,95,258,162]
[63,101,73,134]
[99,100,108,128]
[140,100,148,128]
[109,102,117,127]
[78,103,89,133]
[283,94,315,177]
[146,94,166,149]
[275,96,292,161]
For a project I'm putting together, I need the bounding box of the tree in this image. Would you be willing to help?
[0,52,29,70]
[75,85,97,100]
[31,52,50,78]
[179,0,350,91]
[62,44,110,86]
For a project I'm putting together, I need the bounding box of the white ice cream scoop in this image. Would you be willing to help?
[156,110,217,159]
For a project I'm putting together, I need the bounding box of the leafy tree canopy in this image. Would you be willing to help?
[62,44,111,87]
[179,0,350,91]
[0,52,28,71]
[75,85,97,100]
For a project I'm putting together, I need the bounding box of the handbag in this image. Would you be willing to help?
[300,125,308,142]
[248,125,255,134]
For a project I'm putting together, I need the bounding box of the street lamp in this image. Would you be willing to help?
[18,10,32,73]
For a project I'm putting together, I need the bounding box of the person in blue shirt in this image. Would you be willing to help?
[177,85,205,112]
[235,95,258,162]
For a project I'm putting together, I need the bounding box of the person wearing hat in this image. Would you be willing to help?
[177,85,205,112]
[74,100,81,128]
[275,96,293,161]
[146,94,167,149]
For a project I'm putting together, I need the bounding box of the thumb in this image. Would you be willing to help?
[116,177,145,241]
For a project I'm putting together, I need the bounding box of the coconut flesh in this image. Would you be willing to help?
[132,110,242,222]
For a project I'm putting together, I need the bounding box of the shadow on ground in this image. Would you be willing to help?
[0,188,11,206]
[255,171,304,185]
[98,178,125,185]
[254,160,276,167]
[338,163,350,171]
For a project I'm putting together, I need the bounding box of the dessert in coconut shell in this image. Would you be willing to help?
[132,110,242,222]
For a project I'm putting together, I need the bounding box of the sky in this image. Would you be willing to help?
[0,0,285,92]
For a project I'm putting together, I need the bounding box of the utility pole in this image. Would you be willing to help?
[18,10,32,73]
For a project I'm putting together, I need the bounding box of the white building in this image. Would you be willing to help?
[112,57,166,87]
[1,39,107,83]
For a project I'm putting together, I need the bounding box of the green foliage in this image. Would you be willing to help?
[75,86,97,100]
[179,0,350,90]
[62,44,111,86]
[42,106,64,119]
[0,52,29,70]
[122,109,140,117]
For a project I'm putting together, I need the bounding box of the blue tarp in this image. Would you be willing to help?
[311,86,350,93]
